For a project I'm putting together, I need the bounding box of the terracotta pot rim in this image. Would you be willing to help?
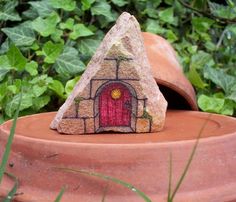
[156,79,198,111]
[1,111,236,147]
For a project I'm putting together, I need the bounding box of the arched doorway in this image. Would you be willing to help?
[96,81,137,132]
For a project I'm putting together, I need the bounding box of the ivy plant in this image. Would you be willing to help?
[0,0,236,123]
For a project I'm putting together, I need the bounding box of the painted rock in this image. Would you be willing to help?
[51,12,167,135]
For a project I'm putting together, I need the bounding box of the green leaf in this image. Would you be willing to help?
[91,2,115,22]
[32,85,47,97]
[145,19,164,35]
[0,0,21,21]
[2,22,36,47]
[203,65,236,94]
[5,93,33,118]
[7,44,27,71]
[198,94,225,113]
[25,61,38,76]
[188,67,208,89]
[0,38,10,54]
[0,55,11,69]
[82,0,95,11]
[208,2,236,20]
[59,18,74,30]
[54,47,85,77]
[190,51,214,69]
[69,24,94,40]
[111,0,128,7]
[33,95,50,111]
[78,38,100,56]
[42,41,63,64]
[49,0,76,11]
[49,80,65,98]
[227,91,236,102]
[32,12,60,37]
[0,69,10,82]
[158,7,176,25]
[65,76,81,96]
[51,29,64,43]
[192,17,214,33]
[219,99,234,115]
[29,1,54,18]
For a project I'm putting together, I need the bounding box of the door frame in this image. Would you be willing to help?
[94,81,137,133]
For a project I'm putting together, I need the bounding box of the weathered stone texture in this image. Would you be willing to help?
[51,12,167,135]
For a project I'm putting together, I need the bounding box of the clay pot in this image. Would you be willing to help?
[142,32,198,111]
[1,111,236,202]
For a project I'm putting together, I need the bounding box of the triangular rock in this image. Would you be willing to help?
[51,12,167,134]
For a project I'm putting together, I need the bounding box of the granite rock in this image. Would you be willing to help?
[51,12,167,134]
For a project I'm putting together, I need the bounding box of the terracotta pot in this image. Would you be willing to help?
[1,111,236,202]
[142,32,198,111]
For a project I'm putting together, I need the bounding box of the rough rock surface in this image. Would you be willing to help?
[51,12,167,134]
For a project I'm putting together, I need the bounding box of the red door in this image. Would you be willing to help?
[99,82,132,127]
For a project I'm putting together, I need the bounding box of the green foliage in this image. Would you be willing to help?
[0,0,236,121]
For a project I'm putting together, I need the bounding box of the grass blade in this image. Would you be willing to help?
[101,183,109,202]
[54,167,152,202]
[0,93,22,185]
[170,114,211,200]
[3,172,18,202]
[54,186,66,202]
[167,152,172,202]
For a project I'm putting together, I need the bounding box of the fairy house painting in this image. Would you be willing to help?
[50,12,167,135]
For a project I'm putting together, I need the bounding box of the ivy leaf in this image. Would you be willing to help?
[192,17,214,33]
[190,51,214,69]
[187,67,208,89]
[65,76,81,96]
[145,19,164,35]
[91,1,115,22]
[32,12,60,37]
[78,38,100,56]
[0,55,11,69]
[5,94,33,117]
[42,41,63,64]
[49,80,65,98]
[158,7,176,25]
[0,38,10,54]
[32,85,47,97]
[198,94,225,113]
[208,2,236,20]
[51,29,64,43]
[59,18,74,30]
[29,1,54,18]
[82,0,95,11]
[0,0,21,21]
[33,95,50,111]
[25,61,38,76]
[2,22,36,47]
[0,55,11,81]
[54,47,85,78]
[227,91,236,103]
[203,65,236,94]
[69,24,94,40]
[111,0,128,7]
[7,44,27,71]
[49,0,76,11]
